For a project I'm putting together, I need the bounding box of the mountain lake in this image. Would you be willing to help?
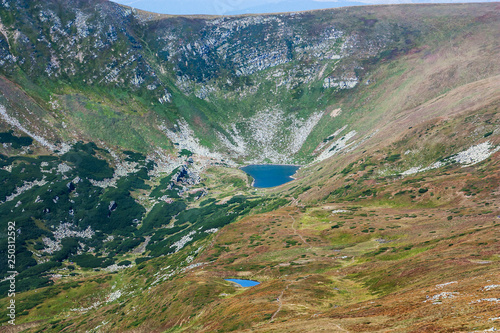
[225,279,261,287]
[241,164,300,188]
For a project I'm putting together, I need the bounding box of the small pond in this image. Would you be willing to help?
[241,164,300,188]
[225,279,261,287]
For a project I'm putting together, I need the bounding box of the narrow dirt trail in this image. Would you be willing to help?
[333,323,350,332]
[289,210,312,249]
[269,281,292,322]
[269,275,310,323]
[287,197,311,249]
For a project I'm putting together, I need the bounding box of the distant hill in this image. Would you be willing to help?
[225,0,365,15]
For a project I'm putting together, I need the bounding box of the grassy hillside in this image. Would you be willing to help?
[4,134,498,332]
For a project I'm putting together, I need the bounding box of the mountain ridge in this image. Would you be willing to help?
[3,0,498,164]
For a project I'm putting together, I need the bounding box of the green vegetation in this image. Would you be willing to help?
[140,201,187,233]
[178,149,193,157]
[61,142,114,181]
[484,131,493,137]
[385,154,401,162]
[0,131,33,148]
[72,254,114,269]
[149,168,180,198]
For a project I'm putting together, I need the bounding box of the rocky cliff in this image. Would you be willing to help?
[0,0,448,163]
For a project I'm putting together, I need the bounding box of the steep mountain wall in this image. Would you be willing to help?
[2,1,497,163]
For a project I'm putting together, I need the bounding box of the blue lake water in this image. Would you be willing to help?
[241,164,300,188]
[225,279,261,287]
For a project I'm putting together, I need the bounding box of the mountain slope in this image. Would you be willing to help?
[1,1,497,162]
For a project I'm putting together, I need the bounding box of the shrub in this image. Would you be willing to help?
[117,260,132,266]
[72,254,110,268]
[178,149,193,157]
[0,131,33,148]
[200,198,216,206]
[385,154,401,162]
[61,144,114,181]
[135,257,151,265]
[140,201,187,233]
